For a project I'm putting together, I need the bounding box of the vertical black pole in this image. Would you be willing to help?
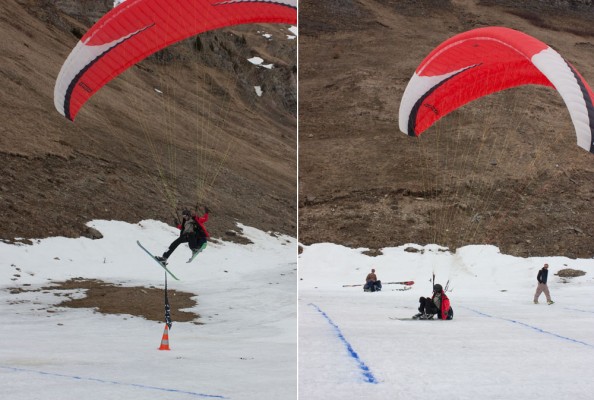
[164,271,172,329]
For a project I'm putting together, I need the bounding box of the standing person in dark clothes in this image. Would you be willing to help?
[156,206,210,264]
[534,263,554,305]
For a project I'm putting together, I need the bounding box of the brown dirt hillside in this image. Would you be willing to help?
[298,0,594,258]
[0,0,297,243]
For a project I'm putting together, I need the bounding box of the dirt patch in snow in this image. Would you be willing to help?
[10,278,200,324]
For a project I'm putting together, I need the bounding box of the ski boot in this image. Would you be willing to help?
[155,256,168,265]
[547,300,555,305]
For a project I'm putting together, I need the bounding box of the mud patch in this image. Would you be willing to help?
[11,278,200,324]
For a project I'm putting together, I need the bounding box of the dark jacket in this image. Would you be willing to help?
[537,268,548,284]
[176,212,210,239]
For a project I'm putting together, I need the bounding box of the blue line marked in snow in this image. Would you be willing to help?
[564,307,594,315]
[0,365,227,399]
[461,306,594,349]
[308,303,377,384]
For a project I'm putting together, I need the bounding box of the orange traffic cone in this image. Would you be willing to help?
[158,324,170,351]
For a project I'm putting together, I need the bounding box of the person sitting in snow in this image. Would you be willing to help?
[413,284,453,320]
[363,268,382,292]
[156,206,210,264]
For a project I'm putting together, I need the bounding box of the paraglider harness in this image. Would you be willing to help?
[363,280,382,292]
[179,216,203,237]
[191,220,208,245]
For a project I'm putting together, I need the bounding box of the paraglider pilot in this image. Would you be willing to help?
[156,206,210,264]
[413,284,453,320]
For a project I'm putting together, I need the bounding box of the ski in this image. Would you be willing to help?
[136,240,180,280]
[186,242,207,263]
[389,315,433,321]
[342,280,414,287]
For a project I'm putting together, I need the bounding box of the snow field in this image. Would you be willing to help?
[299,243,594,400]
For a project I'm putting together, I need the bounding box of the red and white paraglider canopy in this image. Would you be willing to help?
[399,27,594,153]
[54,0,297,121]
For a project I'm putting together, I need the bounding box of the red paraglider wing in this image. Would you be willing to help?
[399,27,594,153]
[54,0,297,121]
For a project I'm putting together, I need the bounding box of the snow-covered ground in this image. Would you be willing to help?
[5,222,594,400]
[299,243,594,400]
[0,220,296,400]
